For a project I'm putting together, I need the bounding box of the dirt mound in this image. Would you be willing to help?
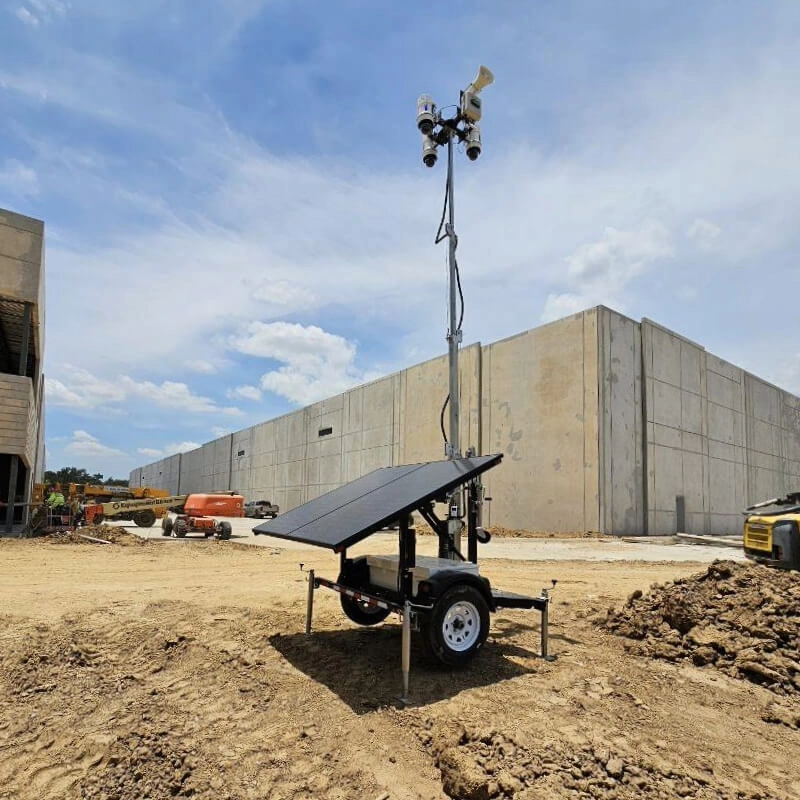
[602,561,800,698]
[0,606,390,800]
[42,526,146,546]
[413,720,766,799]
[79,728,195,799]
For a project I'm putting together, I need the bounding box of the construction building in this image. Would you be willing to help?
[131,306,800,536]
[0,208,45,532]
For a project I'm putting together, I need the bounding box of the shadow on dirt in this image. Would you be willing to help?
[269,624,541,713]
[492,614,582,646]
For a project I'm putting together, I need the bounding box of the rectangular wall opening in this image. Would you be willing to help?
[0,454,28,524]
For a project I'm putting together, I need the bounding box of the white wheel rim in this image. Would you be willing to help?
[442,601,481,651]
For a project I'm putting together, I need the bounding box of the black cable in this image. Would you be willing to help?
[455,258,464,332]
[435,177,449,244]
[440,393,449,445]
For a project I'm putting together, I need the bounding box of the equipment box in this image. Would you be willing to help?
[366,554,479,595]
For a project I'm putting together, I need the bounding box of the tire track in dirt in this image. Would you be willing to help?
[0,600,443,800]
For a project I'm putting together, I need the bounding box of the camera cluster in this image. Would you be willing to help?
[416,65,494,168]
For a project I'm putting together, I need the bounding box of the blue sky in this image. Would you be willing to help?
[1,0,799,479]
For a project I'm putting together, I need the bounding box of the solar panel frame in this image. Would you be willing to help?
[252,454,502,550]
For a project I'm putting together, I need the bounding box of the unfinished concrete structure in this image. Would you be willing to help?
[132,307,800,536]
[0,208,45,531]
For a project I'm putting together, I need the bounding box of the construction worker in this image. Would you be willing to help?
[45,486,66,511]
[69,496,82,526]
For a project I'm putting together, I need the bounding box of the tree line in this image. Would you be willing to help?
[43,467,129,487]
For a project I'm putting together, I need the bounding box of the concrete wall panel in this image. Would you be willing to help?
[481,310,599,532]
[130,306,800,536]
[598,308,644,535]
[0,210,44,308]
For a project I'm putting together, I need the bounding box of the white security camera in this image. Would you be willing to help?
[461,65,494,123]
[422,134,438,167]
[417,94,437,136]
[465,125,481,161]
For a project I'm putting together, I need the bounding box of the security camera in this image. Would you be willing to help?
[422,134,438,167]
[461,65,494,123]
[465,125,481,161]
[417,94,437,136]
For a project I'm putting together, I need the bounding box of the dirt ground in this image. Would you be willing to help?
[0,534,798,800]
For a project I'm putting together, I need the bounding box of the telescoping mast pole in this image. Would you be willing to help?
[416,66,494,559]
[445,130,460,464]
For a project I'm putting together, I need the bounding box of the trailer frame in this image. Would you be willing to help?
[254,455,553,701]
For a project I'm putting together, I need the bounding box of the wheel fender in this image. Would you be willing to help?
[419,570,495,611]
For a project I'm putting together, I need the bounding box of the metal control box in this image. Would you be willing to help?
[366,554,479,595]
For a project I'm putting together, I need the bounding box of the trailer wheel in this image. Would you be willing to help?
[173,519,188,538]
[161,516,173,537]
[336,569,390,625]
[339,593,391,626]
[216,521,232,540]
[133,509,156,528]
[424,584,489,667]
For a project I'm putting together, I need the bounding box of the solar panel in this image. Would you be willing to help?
[253,454,502,550]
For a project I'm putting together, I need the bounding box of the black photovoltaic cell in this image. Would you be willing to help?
[253,454,502,550]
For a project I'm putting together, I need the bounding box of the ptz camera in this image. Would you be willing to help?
[422,135,438,167]
[465,125,482,161]
[417,94,437,136]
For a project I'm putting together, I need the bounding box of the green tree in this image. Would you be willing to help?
[42,467,128,487]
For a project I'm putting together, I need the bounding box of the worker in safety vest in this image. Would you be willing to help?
[45,486,66,510]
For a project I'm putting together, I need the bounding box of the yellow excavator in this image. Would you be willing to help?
[743,492,800,570]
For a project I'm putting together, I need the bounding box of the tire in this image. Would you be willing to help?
[173,519,188,538]
[161,516,174,537]
[337,573,391,626]
[423,584,490,667]
[133,509,156,528]
[216,521,232,540]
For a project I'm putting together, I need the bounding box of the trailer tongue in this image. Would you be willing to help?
[253,453,551,701]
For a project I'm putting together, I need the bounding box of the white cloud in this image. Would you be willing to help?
[15,0,67,26]
[45,368,127,410]
[230,321,370,405]
[231,321,354,367]
[15,7,38,26]
[164,441,201,454]
[540,293,588,323]
[210,426,232,438]
[65,430,125,458]
[0,159,39,196]
[541,221,674,322]
[14,8,800,449]
[119,376,242,415]
[565,221,673,282]
[184,359,219,374]
[226,385,262,401]
[45,366,242,416]
[686,217,722,249]
[137,447,162,458]
[137,441,201,458]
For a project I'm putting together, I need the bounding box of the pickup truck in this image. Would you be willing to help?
[243,500,280,519]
